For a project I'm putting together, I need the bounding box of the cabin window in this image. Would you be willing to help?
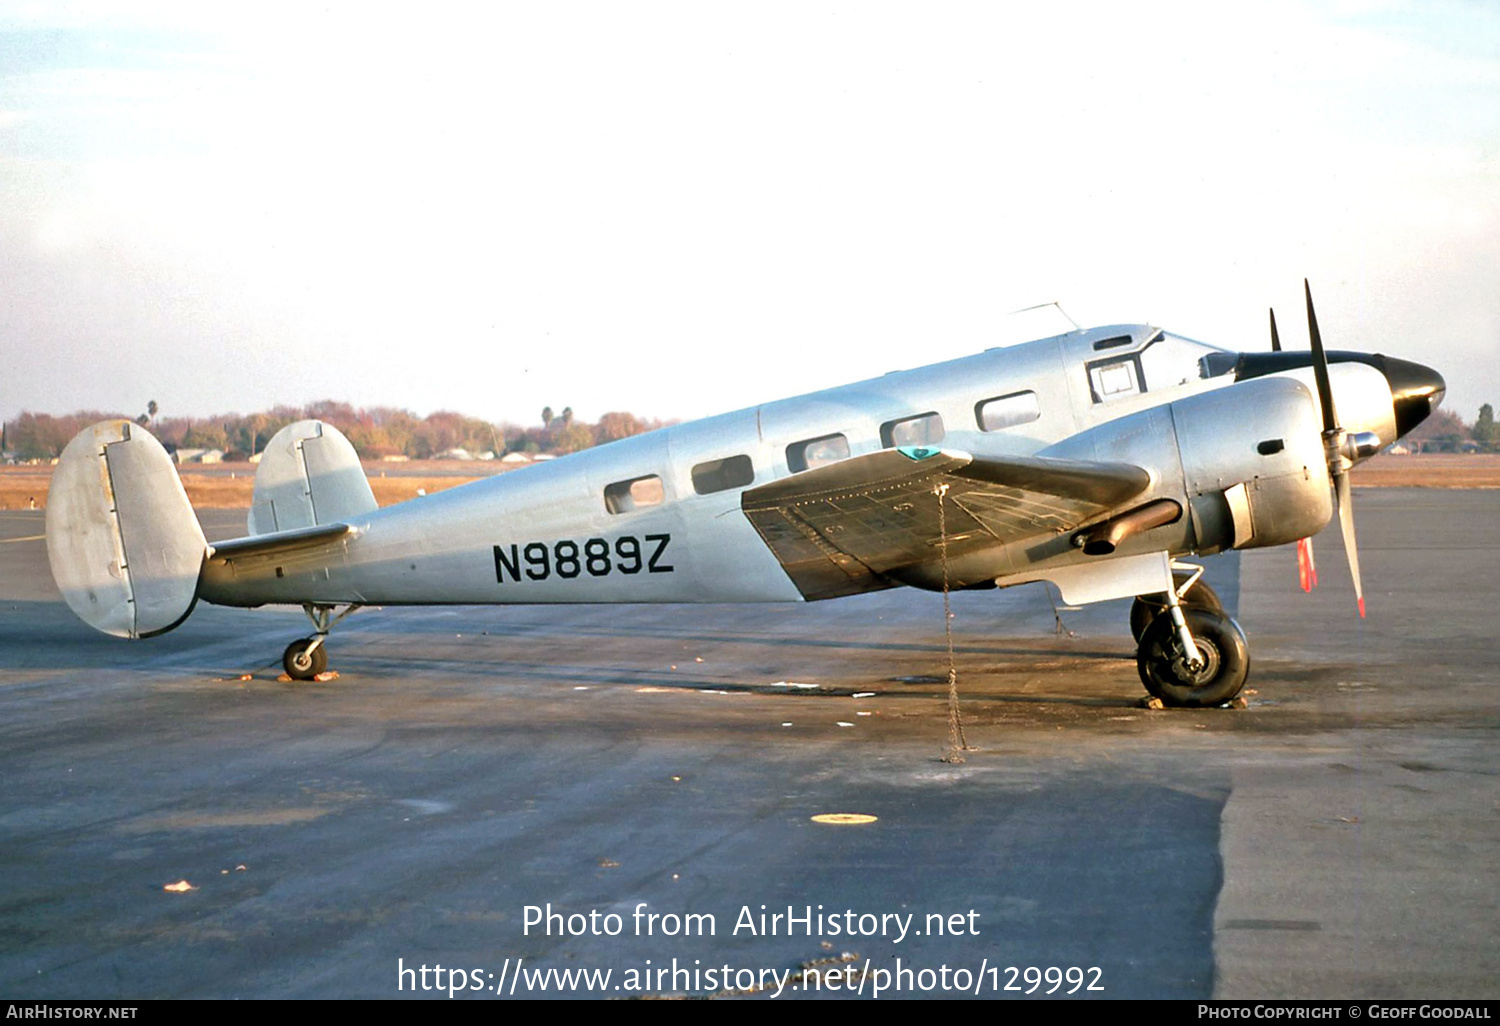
[1092,334,1135,351]
[880,412,945,449]
[691,455,755,495]
[603,474,665,514]
[1087,356,1141,402]
[787,433,850,473]
[976,391,1041,431]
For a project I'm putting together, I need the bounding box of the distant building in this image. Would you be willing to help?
[172,449,223,465]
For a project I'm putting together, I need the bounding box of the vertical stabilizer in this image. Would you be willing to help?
[46,421,208,638]
[248,420,377,535]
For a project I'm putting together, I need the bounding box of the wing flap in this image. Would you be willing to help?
[741,448,1151,600]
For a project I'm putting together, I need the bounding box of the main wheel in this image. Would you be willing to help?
[1130,572,1223,643]
[1136,607,1249,708]
[283,638,328,681]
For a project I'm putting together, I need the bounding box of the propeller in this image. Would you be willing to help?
[1303,280,1366,618]
[1273,305,1319,591]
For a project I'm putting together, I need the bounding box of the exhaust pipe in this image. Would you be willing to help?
[1072,499,1182,556]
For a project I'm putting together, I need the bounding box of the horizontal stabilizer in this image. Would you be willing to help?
[211,522,353,562]
[742,447,1150,600]
[46,421,207,638]
[249,420,376,535]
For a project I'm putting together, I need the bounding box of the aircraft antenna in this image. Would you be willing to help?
[1010,301,1081,330]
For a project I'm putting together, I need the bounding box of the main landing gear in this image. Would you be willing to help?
[1131,564,1249,707]
[282,603,361,681]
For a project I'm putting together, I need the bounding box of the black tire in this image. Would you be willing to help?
[1136,607,1249,708]
[1129,572,1224,644]
[283,638,328,680]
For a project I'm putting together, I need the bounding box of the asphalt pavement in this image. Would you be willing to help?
[0,489,1494,999]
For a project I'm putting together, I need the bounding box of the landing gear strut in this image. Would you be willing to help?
[281,603,361,681]
[1129,567,1223,643]
[1132,564,1249,707]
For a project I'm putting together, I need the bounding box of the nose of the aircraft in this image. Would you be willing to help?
[1379,356,1446,439]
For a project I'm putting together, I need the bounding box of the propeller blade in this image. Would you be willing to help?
[1304,280,1339,434]
[1270,308,1282,352]
[1297,537,1317,591]
[1334,472,1365,617]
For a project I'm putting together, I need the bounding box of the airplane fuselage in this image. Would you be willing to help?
[196,324,1400,610]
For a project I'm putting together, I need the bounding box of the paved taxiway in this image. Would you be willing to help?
[0,489,1495,999]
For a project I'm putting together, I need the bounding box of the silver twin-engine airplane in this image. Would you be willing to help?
[46,284,1444,707]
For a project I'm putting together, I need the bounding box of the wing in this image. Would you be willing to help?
[740,447,1151,600]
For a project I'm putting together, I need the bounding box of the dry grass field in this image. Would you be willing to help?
[2,453,1495,511]
[1347,453,1500,488]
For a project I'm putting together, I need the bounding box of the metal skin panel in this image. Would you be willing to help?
[45,421,206,638]
[247,420,376,535]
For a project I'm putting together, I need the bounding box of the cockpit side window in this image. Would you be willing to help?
[1087,356,1142,402]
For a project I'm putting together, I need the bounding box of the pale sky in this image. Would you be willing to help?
[1,1,1496,429]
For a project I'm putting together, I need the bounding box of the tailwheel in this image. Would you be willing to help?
[283,637,328,681]
[1130,569,1223,643]
[1136,607,1249,708]
[281,603,360,681]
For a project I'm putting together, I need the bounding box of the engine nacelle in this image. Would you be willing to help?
[1171,376,1333,553]
[1041,375,1333,559]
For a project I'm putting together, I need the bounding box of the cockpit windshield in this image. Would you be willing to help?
[1085,329,1240,404]
[1138,331,1237,391]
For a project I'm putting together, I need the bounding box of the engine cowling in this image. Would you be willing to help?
[1171,375,1333,553]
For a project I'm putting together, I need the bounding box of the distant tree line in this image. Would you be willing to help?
[1404,403,1496,453]
[4,399,1494,462]
[1,402,672,462]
